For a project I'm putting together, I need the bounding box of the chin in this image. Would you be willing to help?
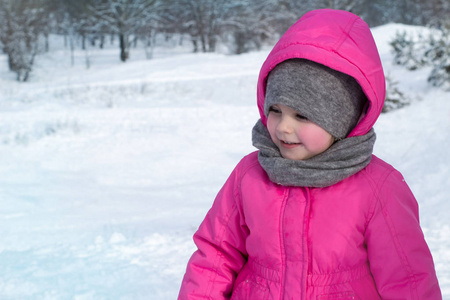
[281,152,308,161]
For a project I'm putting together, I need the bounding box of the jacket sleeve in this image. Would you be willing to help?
[178,164,249,300]
[365,169,442,300]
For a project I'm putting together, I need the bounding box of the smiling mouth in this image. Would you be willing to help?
[280,140,301,148]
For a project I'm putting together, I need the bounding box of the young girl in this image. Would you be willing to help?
[178,9,442,300]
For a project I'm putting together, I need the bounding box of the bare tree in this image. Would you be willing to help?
[221,0,281,54]
[175,0,239,53]
[89,0,161,62]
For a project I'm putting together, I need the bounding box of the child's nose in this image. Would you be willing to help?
[277,116,294,134]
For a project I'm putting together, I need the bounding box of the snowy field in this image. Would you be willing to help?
[0,23,449,299]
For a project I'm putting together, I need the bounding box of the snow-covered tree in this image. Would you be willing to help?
[313,0,363,10]
[383,74,411,113]
[0,0,48,81]
[390,26,450,90]
[428,57,450,90]
[88,0,162,61]
[174,0,267,53]
[219,0,281,54]
[173,0,222,53]
[427,27,450,90]
[390,30,428,71]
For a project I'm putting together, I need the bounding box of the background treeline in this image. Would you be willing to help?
[1,0,449,81]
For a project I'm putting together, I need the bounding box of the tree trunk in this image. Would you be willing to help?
[191,38,198,53]
[100,35,105,49]
[207,33,216,52]
[119,33,129,62]
[45,33,49,52]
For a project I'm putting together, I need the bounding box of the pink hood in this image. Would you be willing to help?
[257,9,385,138]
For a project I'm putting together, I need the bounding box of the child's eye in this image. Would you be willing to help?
[269,106,281,114]
[296,114,308,120]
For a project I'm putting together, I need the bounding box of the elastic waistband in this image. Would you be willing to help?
[307,263,372,287]
[247,258,281,282]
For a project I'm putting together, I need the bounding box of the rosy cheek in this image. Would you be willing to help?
[297,125,333,151]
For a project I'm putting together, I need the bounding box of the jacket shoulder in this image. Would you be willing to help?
[361,155,401,184]
[233,151,274,189]
[235,151,264,175]
[359,155,416,208]
[346,155,410,200]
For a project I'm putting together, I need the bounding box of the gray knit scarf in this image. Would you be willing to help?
[252,119,376,188]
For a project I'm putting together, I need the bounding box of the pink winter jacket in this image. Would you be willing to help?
[178,9,442,300]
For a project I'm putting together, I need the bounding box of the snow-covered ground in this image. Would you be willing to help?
[0,24,449,299]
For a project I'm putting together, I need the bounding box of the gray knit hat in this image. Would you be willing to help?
[264,59,367,139]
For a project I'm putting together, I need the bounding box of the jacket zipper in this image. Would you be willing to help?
[304,187,313,293]
[279,187,289,299]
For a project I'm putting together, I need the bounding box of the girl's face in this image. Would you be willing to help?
[267,104,334,161]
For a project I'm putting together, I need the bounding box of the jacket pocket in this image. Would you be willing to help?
[317,291,358,299]
[230,278,269,300]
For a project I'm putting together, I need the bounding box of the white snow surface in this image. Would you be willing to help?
[0,24,449,299]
